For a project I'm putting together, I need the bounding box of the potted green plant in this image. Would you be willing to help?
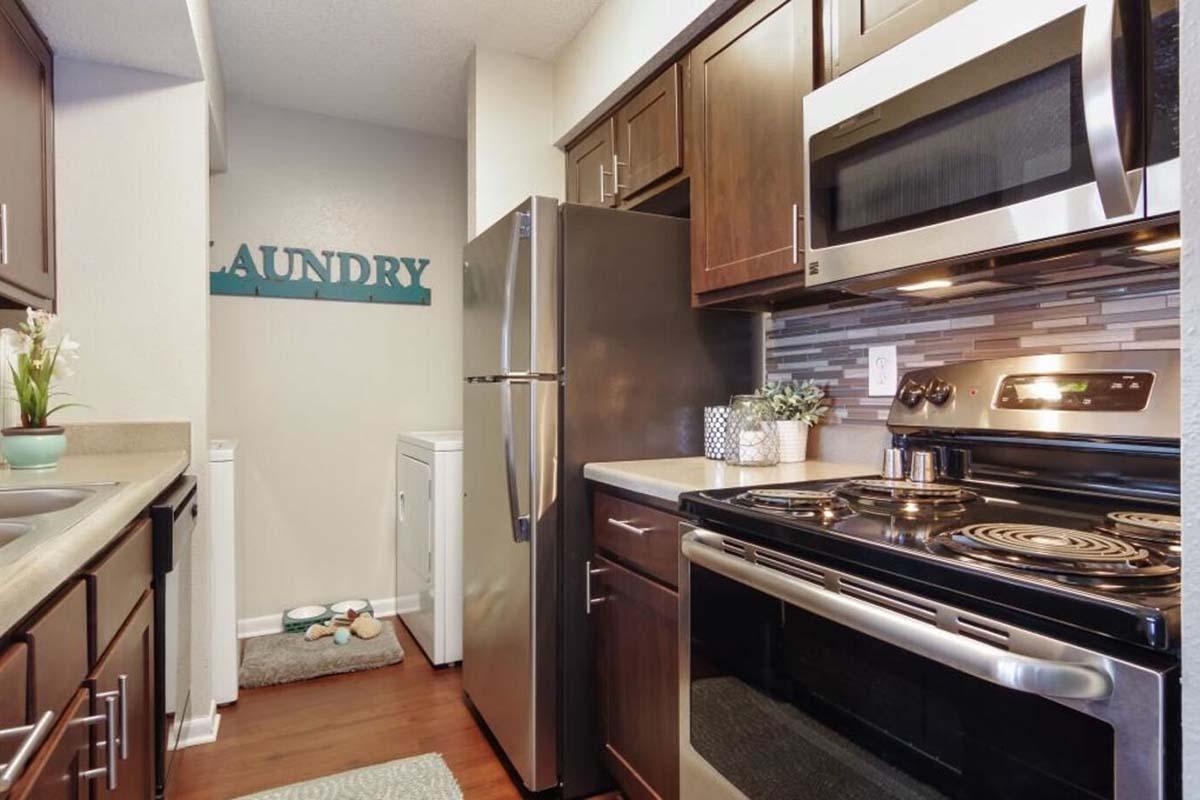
[1,309,80,469]
[757,380,829,463]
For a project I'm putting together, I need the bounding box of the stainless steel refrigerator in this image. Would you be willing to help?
[462,196,754,797]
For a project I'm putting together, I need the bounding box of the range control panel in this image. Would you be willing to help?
[886,352,1179,440]
[994,372,1154,412]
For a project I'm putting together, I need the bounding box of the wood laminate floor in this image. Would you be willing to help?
[171,619,525,799]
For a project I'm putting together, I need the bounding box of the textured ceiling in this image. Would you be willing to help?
[211,0,604,139]
[22,0,203,79]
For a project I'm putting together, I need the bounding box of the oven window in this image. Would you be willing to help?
[808,6,1141,250]
[688,565,1116,799]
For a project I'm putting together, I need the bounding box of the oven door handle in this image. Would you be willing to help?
[1082,0,1141,219]
[681,532,1113,701]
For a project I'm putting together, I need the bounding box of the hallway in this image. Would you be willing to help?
[172,620,523,799]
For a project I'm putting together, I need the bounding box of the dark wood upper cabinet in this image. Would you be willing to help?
[566,118,618,208]
[593,554,679,800]
[566,58,689,214]
[689,0,812,304]
[824,0,972,80]
[0,0,54,308]
[615,62,684,201]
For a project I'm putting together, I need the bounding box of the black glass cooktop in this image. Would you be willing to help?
[680,476,1182,652]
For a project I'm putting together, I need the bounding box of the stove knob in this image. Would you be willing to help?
[897,378,926,408]
[925,377,954,406]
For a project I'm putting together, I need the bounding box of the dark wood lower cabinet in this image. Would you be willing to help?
[9,688,90,800]
[593,554,679,800]
[1,518,159,799]
[88,591,154,800]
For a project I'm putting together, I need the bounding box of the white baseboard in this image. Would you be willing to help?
[171,700,221,749]
[236,594,420,639]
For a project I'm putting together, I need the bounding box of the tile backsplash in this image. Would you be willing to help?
[766,269,1180,426]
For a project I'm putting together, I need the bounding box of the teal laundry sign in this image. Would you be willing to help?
[209,244,431,305]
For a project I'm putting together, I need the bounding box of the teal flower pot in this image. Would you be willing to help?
[2,427,66,470]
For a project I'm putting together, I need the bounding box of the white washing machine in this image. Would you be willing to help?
[396,431,463,666]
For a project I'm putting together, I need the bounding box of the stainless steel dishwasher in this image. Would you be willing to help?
[151,475,197,800]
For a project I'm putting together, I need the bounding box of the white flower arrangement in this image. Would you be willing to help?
[4,308,81,428]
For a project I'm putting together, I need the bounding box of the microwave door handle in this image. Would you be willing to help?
[1082,0,1140,218]
[681,532,1113,701]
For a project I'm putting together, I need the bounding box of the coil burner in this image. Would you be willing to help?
[934,523,1179,587]
[1098,511,1181,543]
[836,478,978,518]
[732,488,852,520]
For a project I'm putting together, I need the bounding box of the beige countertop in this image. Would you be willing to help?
[583,456,877,504]
[0,450,189,634]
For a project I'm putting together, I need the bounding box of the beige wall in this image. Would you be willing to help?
[52,57,213,720]
[209,100,466,619]
[467,47,564,237]
[552,0,737,144]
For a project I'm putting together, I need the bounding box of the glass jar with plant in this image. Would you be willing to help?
[1,309,81,469]
[757,380,829,463]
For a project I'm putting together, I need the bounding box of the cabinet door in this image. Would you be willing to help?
[594,555,678,800]
[0,643,28,765]
[0,0,54,305]
[8,688,89,800]
[615,63,683,202]
[828,0,972,78]
[88,591,154,800]
[566,119,617,208]
[689,0,811,302]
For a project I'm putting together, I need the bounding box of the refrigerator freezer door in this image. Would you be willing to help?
[463,197,559,379]
[462,378,559,792]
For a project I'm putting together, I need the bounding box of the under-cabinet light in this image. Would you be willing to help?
[1135,237,1181,253]
[897,279,953,292]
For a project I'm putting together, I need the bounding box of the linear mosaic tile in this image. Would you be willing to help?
[766,270,1180,426]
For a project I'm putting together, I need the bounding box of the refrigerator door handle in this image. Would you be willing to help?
[500,211,531,375]
[500,378,531,543]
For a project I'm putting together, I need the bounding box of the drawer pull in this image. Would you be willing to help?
[585,560,608,614]
[607,518,653,536]
[0,710,55,793]
[95,674,128,759]
[76,696,118,791]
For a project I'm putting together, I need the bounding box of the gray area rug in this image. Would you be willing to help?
[239,623,404,689]
[233,753,462,799]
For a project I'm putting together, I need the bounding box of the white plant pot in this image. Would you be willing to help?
[776,420,809,463]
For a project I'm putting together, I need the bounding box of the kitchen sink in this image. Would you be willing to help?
[0,487,97,518]
[0,482,123,565]
[0,522,32,546]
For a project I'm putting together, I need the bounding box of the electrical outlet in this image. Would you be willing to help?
[868,345,898,397]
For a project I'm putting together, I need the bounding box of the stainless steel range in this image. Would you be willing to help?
[679,351,1181,800]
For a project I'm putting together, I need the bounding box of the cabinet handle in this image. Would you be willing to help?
[791,203,799,265]
[585,559,607,614]
[0,203,8,266]
[599,163,614,203]
[0,710,55,793]
[76,696,118,791]
[397,491,405,523]
[95,674,128,760]
[607,518,653,536]
[612,154,629,193]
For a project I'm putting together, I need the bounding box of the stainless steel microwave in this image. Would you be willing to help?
[802,0,1179,288]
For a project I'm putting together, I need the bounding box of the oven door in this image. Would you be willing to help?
[679,527,1176,800]
[803,0,1146,287]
